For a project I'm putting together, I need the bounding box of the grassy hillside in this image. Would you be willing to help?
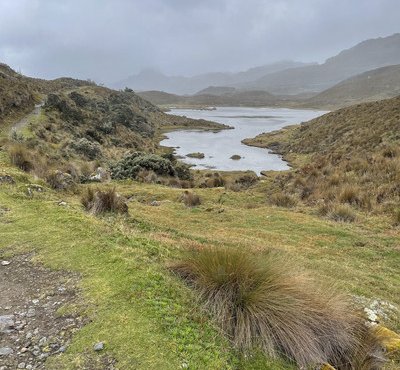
[237,33,400,94]
[244,96,400,219]
[304,64,400,108]
[1,150,399,369]
[1,63,400,369]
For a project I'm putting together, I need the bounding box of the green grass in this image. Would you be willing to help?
[1,153,399,369]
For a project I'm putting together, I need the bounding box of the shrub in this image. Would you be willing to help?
[180,190,201,207]
[328,205,356,223]
[110,152,191,180]
[81,187,128,215]
[171,247,384,369]
[8,144,34,172]
[225,172,258,191]
[269,193,297,208]
[71,138,102,160]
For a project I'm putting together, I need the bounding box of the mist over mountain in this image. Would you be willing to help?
[113,34,400,96]
[112,61,312,95]
[236,33,400,94]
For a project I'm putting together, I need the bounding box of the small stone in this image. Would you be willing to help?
[0,314,15,333]
[0,347,13,356]
[32,299,39,305]
[38,337,47,346]
[58,345,67,353]
[26,309,36,318]
[17,363,26,369]
[93,342,104,351]
[26,365,33,370]
[150,200,161,206]
[21,347,28,353]
[365,307,378,322]
[26,332,33,340]
[1,260,11,266]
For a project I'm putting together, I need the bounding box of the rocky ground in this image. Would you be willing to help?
[0,253,84,369]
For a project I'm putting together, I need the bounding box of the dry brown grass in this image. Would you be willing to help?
[269,193,297,208]
[8,144,34,172]
[328,204,357,223]
[171,247,385,369]
[81,187,128,215]
[180,190,201,207]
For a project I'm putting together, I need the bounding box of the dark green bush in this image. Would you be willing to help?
[71,138,102,160]
[110,152,191,180]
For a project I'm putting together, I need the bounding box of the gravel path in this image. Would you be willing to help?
[0,254,83,369]
[11,103,43,133]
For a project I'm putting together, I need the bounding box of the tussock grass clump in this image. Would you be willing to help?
[339,185,361,206]
[328,204,356,223]
[269,193,297,208]
[8,144,34,172]
[392,209,400,226]
[171,247,384,369]
[180,190,201,207]
[81,187,128,215]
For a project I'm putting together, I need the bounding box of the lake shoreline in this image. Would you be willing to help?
[160,107,326,174]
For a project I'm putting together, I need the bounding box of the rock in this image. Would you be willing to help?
[26,308,36,318]
[57,201,67,207]
[17,363,26,369]
[0,314,15,333]
[364,307,378,323]
[26,365,33,370]
[0,175,15,184]
[32,299,39,305]
[58,345,67,353]
[93,342,104,351]
[89,167,110,182]
[186,152,205,159]
[1,260,11,266]
[38,337,47,346]
[0,347,13,356]
[47,171,74,190]
[150,200,161,206]
[230,154,241,160]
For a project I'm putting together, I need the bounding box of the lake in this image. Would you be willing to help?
[161,107,327,174]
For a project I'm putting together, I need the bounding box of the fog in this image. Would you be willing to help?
[0,0,399,83]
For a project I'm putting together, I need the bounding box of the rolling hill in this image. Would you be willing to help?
[236,33,400,94]
[303,64,400,108]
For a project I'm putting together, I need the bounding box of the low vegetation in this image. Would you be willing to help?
[81,187,128,215]
[246,96,400,220]
[180,190,201,207]
[171,247,385,369]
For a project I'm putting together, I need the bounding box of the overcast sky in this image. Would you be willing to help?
[0,0,399,83]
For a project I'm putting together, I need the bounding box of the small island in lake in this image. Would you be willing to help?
[186,152,205,159]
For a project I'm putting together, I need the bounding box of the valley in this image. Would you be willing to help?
[0,13,400,370]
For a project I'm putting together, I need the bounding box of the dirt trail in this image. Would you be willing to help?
[0,253,83,369]
[11,103,43,133]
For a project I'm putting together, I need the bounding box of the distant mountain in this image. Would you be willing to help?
[235,33,400,95]
[195,86,236,96]
[112,61,311,95]
[303,64,400,108]
[137,89,283,107]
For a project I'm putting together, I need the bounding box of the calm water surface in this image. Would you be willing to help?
[161,107,327,174]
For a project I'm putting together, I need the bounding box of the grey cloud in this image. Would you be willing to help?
[0,0,399,83]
